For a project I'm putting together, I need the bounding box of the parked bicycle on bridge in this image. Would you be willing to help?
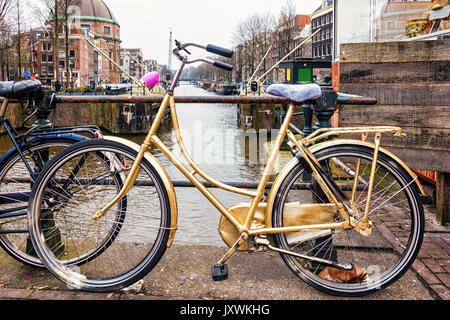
[26,41,425,297]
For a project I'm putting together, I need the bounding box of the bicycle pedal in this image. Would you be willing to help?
[211,264,228,281]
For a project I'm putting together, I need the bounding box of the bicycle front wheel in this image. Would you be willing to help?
[272,144,424,296]
[28,139,171,292]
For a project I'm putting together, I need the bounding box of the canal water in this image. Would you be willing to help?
[0,85,275,247]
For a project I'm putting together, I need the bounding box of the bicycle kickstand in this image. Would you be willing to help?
[212,232,248,281]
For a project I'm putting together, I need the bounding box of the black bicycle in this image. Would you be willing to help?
[0,80,101,268]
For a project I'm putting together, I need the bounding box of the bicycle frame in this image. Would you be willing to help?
[93,43,425,264]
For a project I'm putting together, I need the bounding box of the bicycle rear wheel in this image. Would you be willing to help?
[272,144,424,296]
[0,138,79,267]
[28,139,171,292]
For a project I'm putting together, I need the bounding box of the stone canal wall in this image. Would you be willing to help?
[238,102,305,132]
[2,101,164,134]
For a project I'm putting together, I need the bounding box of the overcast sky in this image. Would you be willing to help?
[105,0,323,65]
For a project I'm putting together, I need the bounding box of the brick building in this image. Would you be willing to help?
[120,48,144,82]
[28,0,121,87]
[311,0,334,61]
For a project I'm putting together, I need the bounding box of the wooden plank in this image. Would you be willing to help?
[339,105,450,129]
[381,146,450,173]
[337,123,450,153]
[339,83,450,106]
[379,127,450,153]
[340,40,450,63]
[340,61,450,84]
[436,172,450,225]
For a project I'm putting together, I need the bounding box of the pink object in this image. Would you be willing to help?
[141,72,161,89]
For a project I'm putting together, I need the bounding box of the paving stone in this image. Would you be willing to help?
[430,285,450,300]
[436,273,450,288]
[0,288,33,300]
[412,260,441,285]
[422,258,446,273]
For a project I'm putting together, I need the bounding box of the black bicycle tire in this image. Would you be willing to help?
[28,139,171,292]
[0,137,83,268]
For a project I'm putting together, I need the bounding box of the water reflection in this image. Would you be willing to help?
[122,85,271,246]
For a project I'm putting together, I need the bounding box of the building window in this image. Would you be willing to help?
[69,39,75,47]
[59,50,65,58]
[42,54,46,62]
[104,26,111,34]
[69,50,76,58]
[327,43,331,55]
[323,44,326,56]
[48,66,54,74]
[59,38,65,47]
[81,24,91,35]
[41,66,46,75]
[41,42,46,51]
[48,54,53,62]
[59,60,65,68]
[48,43,52,51]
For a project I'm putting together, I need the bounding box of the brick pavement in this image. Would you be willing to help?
[408,204,450,300]
[0,287,184,300]
[0,204,448,301]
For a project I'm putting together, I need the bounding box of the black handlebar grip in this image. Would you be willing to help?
[213,61,233,71]
[206,44,233,58]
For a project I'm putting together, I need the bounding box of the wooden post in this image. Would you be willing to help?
[436,172,450,225]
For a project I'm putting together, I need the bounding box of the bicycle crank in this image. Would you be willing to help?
[255,236,354,271]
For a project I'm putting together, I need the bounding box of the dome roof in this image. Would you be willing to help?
[75,0,119,25]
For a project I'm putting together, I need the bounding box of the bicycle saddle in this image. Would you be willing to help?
[0,80,42,100]
[266,83,322,103]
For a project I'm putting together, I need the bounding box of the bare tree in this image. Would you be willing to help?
[0,0,13,23]
[15,0,22,78]
[31,0,62,83]
[275,0,297,59]
[0,20,13,80]
[255,12,275,77]
[0,0,14,79]
[232,12,275,81]
[63,0,70,87]
[32,0,76,87]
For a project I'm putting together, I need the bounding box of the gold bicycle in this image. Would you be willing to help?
[27,41,425,296]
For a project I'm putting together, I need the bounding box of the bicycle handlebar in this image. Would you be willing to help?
[206,44,233,58]
[213,61,233,71]
[173,41,234,72]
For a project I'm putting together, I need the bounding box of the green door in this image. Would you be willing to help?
[297,68,312,83]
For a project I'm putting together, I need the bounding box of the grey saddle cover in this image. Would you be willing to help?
[266,83,322,103]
